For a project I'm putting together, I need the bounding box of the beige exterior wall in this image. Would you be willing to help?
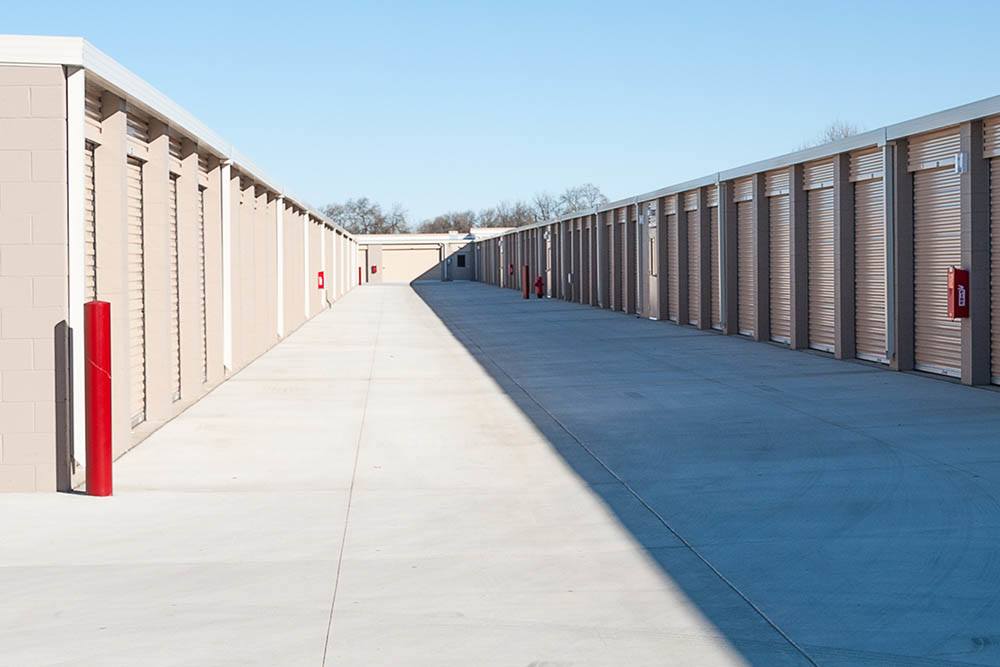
[0,48,355,492]
[0,64,67,492]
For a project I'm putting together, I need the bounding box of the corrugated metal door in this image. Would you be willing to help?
[84,141,97,301]
[613,212,623,309]
[807,187,835,351]
[769,194,791,343]
[687,211,700,325]
[710,207,721,330]
[735,177,754,336]
[168,175,181,401]
[667,213,678,321]
[855,178,886,361]
[126,158,146,427]
[992,158,1000,384]
[913,167,962,376]
[198,186,208,383]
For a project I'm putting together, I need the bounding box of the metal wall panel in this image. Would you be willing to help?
[168,175,181,401]
[854,177,887,362]
[667,213,678,321]
[737,200,754,335]
[851,147,884,181]
[84,141,97,301]
[807,187,835,351]
[710,206,721,330]
[804,159,835,190]
[908,127,961,170]
[687,212,700,325]
[684,191,699,211]
[706,184,719,208]
[765,169,790,195]
[733,177,753,202]
[769,195,790,343]
[985,117,1000,159]
[913,167,962,376]
[126,157,146,427]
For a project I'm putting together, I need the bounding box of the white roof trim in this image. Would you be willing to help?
[0,35,351,238]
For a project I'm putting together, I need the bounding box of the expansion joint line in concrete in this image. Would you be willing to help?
[435,302,820,667]
[321,292,385,666]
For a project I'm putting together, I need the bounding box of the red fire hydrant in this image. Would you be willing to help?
[534,275,544,298]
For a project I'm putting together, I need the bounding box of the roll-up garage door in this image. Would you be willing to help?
[914,167,961,376]
[574,222,583,302]
[735,177,754,337]
[855,178,886,361]
[992,157,1000,384]
[667,213,678,322]
[769,194,791,343]
[198,186,208,383]
[807,187,835,351]
[126,157,146,427]
[613,210,623,310]
[710,207,721,330]
[84,142,97,301]
[581,222,590,303]
[687,208,700,325]
[168,175,181,401]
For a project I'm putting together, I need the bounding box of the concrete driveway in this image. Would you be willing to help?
[2,281,999,666]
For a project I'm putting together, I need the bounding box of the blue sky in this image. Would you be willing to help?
[8,1,1000,221]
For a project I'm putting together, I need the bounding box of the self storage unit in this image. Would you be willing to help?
[0,37,359,492]
[476,91,1000,393]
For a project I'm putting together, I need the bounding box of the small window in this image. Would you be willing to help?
[456,254,467,268]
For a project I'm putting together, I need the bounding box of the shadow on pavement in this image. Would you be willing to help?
[414,280,1000,667]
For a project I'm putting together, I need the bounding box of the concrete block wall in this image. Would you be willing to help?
[0,43,359,492]
[0,64,67,492]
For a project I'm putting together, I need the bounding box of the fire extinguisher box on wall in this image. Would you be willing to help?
[947,266,970,319]
[317,271,324,289]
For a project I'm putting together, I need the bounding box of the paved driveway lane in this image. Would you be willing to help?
[415,281,1000,667]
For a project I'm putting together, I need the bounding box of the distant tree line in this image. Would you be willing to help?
[323,183,608,235]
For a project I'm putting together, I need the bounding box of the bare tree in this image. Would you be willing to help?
[558,183,608,214]
[321,197,410,234]
[801,120,863,149]
[417,210,476,234]
[532,191,560,222]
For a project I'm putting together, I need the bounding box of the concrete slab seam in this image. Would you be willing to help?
[320,289,384,666]
[430,296,821,667]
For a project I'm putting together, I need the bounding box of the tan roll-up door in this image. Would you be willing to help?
[854,177,887,362]
[913,167,961,376]
[769,194,790,343]
[737,199,754,336]
[807,187,835,351]
[168,175,181,401]
[710,207,721,330]
[992,158,1000,384]
[687,211,700,325]
[126,157,146,427]
[667,213,678,321]
[84,141,97,301]
[198,186,208,383]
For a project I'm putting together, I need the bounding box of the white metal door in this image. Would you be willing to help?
[127,158,146,427]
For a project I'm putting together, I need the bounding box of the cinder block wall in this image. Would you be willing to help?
[0,44,362,492]
[0,65,67,492]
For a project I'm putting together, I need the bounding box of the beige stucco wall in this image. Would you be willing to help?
[0,64,67,492]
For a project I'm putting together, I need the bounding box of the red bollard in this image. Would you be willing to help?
[521,265,530,299]
[85,301,112,497]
